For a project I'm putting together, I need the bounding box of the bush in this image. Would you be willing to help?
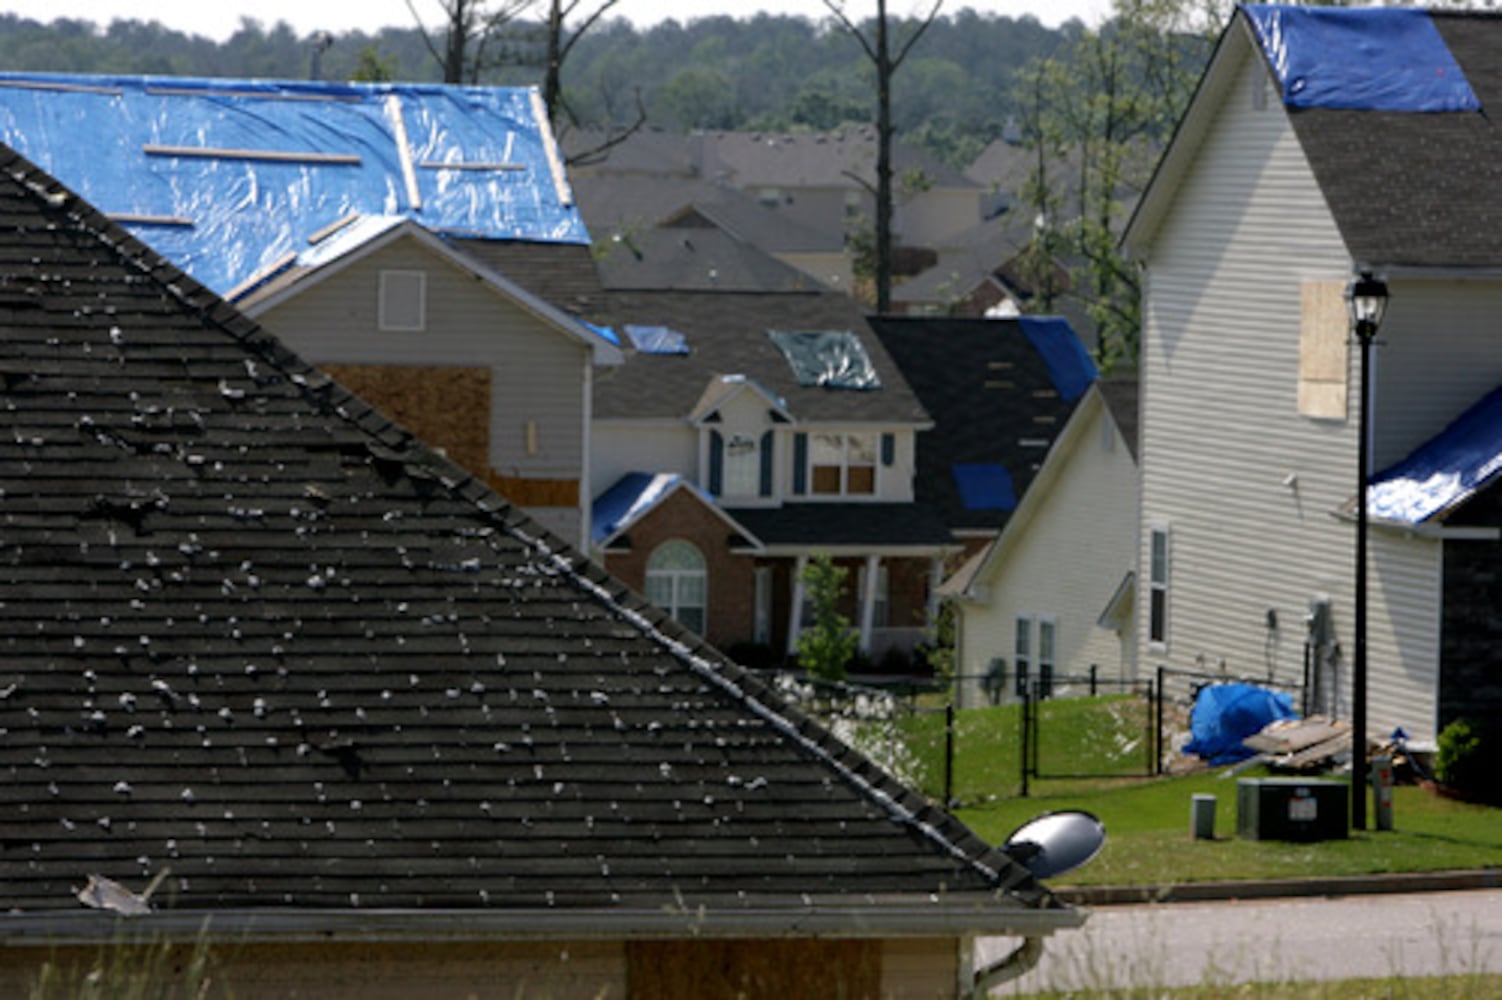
[1435,717,1501,804]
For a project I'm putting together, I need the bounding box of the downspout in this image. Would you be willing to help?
[971,935,1046,997]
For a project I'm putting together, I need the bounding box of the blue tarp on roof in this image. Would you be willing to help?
[1018,317,1096,403]
[0,73,588,295]
[591,472,688,545]
[580,321,621,346]
[1244,5,1479,112]
[625,325,690,355]
[952,463,1017,512]
[1182,684,1298,765]
[1368,386,1502,524]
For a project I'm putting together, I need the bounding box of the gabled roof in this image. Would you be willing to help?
[594,225,826,293]
[591,472,762,550]
[0,145,1071,937]
[235,217,622,364]
[869,316,1097,533]
[705,128,975,191]
[0,72,587,297]
[724,503,955,551]
[687,374,792,426]
[1127,6,1502,269]
[1369,385,1502,525]
[592,291,929,425]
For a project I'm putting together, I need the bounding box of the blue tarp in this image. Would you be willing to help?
[767,330,882,390]
[1182,684,1298,765]
[0,73,588,296]
[625,324,690,355]
[952,463,1017,512]
[591,472,681,545]
[1368,386,1502,524]
[1019,317,1096,403]
[1244,5,1479,112]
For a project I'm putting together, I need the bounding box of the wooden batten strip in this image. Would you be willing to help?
[143,144,361,166]
[308,213,362,245]
[222,251,299,302]
[0,79,121,95]
[529,89,573,208]
[418,160,525,172]
[144,86,360,103]
[384,95,423,212]
[107,213,195,228]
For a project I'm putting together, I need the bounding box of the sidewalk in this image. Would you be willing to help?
[1056,867,1502,906]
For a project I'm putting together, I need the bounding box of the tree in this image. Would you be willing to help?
[1012,0,1223,370]
[405,0,537,83]
[796,554,859,683]
[541,0,619,124]
[823,0,943,315]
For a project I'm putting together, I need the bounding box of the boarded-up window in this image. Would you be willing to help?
[1299,281,1348,419]
[379,270,426,331]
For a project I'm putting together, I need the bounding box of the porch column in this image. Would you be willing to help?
[927,555,945,623]
[786,553,808,656]
[859,554,880,654]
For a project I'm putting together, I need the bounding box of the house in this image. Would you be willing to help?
[1121,5,1502,743]
[0,72,620,549]
[942,380,1140,708]
[0,143,1083,997]
[588,289,956,668]
[868,316,1099,558]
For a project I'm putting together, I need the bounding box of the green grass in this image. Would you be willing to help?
[881,697,1502,887]
[1017,974,1502,998]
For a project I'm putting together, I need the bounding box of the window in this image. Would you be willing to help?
[810,432,877,496]
[1014,615,1032,697]
[1149,525,1170,647]
[1298,281,1349,419]
[753,566,773,644]
[1038,619,1056,699]
[379,270,426,331]
[646,540,706,635]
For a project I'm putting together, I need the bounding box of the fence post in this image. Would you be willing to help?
[1090,663,1098,696]
[943,702,955,809]
[1019,681,1030,798]
[1154,665,1166,776]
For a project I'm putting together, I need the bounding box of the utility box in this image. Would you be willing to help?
[1236,778,1348,841]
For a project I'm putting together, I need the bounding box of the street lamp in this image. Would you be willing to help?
[1345,270,1388,831]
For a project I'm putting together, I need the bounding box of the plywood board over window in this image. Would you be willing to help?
[323,365,490,479]
[1299,280,1349,419]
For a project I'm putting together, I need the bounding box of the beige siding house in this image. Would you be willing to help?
[1123,7,1502,744]
[946,380,1140,707]
[241,221,622,548]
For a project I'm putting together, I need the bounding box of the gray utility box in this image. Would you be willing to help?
[1236,778,1348,841]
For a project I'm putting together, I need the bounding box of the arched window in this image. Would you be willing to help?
[646,540,707,635]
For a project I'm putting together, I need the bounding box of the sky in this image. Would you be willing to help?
[0,0,1113,42]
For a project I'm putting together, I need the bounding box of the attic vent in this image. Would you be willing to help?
[379,271,426,332]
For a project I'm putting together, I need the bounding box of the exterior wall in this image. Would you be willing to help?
[2,935,964,999]
[779,425,918,504]
[602,488,755,650]
[956,397,1139,706]
[592,422,698,498]
[1134,46,1443,740]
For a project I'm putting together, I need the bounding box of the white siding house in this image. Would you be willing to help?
[1122,7,1502,744]
[947,381,1140,707]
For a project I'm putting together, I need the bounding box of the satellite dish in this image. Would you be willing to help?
[1003,810,1106,879]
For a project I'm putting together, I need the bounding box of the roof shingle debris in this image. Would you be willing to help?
[0,146,1058,926]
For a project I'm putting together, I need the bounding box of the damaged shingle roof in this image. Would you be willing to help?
[0,146,1061,929]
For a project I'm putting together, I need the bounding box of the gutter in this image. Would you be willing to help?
[2,902,1086,947]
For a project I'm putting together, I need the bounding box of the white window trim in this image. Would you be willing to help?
[378,269,427,332]
[808,431,878,498]
[645,540,707,635]
[1038,617,1056,697]
[1014,613,1033,697]
[1148,523,1171,652]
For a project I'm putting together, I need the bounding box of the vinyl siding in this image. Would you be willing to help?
[1136,47,1443,739]
[591,422,698,498]
[956,396,1139,706]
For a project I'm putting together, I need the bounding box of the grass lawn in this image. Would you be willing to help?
[884,698,1502,887]
[1020,974,1502,998]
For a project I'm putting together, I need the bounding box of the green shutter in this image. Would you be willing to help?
[792,432,807,495]
[759,430,774,497]
[709,430,723,496]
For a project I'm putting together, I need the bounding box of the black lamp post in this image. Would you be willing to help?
[1345,270,1388,832]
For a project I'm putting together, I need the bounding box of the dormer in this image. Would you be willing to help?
[689,375,792,506]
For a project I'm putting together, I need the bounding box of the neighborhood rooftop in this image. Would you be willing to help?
[0,72,587,297]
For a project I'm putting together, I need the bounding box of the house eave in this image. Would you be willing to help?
[1,901,1084,945]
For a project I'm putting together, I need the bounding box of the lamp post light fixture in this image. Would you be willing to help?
[1345,269,1388,832]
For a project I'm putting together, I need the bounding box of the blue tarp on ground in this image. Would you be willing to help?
[1182,683,1298,765]
[1244,5,1479,112]
[1019,317,1096,403]
[952,463,1017,512]
[1369,386,1502,524]
[0,73,588,295]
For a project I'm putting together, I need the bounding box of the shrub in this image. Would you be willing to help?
[1435,717,1501,804]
